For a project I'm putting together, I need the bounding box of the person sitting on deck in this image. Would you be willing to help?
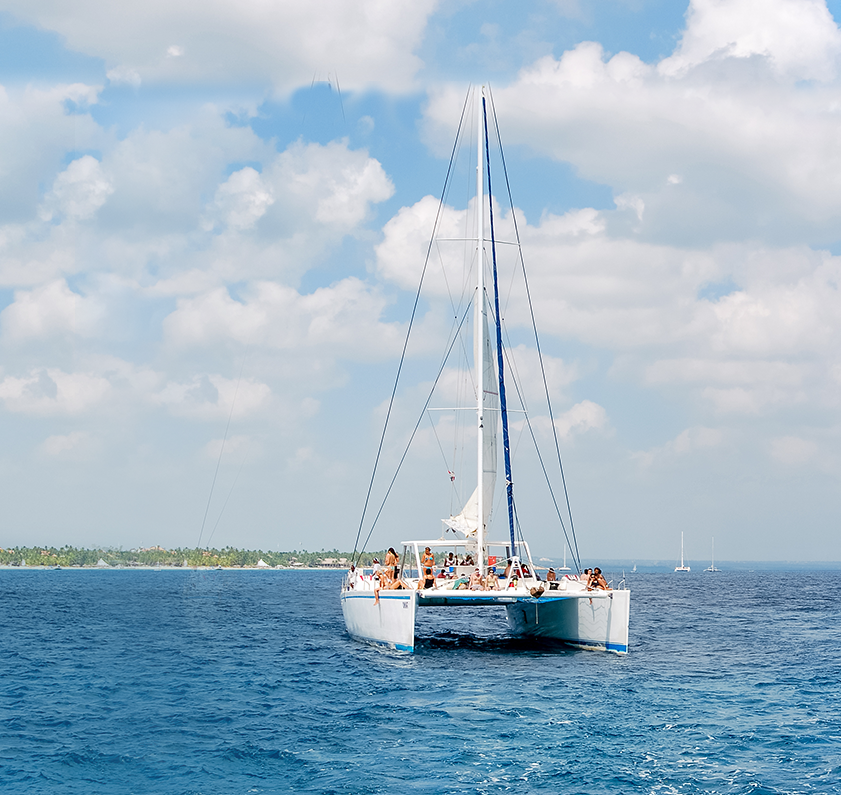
[546,567,560,590]
[581,567,592,586]
[422,567,435,589]
[469,568,484,590]
[589,567,610,591]
[437,568,446,579]
[464,554,475,566]
[485,568,499,590]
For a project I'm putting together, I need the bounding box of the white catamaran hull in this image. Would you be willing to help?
[505,590,630,654]
[341,590,418,652]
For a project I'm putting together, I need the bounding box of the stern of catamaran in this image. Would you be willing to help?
[341,537,629,654]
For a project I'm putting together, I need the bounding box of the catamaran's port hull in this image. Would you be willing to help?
[341,587,630,654]
[341,590,418,652]
[505,590,630,654]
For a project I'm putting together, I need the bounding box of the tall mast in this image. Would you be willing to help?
[475,87,486,574]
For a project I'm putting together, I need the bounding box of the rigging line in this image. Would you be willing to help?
[488,85,581,568]
[426,409,460,512]
[499,329,581,574]
[197,348,249,550]
[333,71,346,123]
[205,450,248,549]
[358,300,473,557]
[352,89,471,566]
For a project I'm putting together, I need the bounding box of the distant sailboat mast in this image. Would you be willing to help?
[704,537,719,572]
[675,531,690,572]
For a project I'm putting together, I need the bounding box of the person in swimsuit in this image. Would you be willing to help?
[422,567,435,589]
[420,547,435,578]
[591,567,610,590]
[385,547,400,580]
[485,568,499,590]
[468,568,484,590]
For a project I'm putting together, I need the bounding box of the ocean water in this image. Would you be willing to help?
[1,569,839,794]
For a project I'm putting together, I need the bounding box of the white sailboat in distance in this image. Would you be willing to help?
[341,86,630,654]
[675,532,691,572]
[704,537,720,572]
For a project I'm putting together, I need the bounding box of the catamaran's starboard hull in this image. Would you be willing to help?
[341,590,418,652]
[505,590,630,654]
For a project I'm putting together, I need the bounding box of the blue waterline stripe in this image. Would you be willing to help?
[341,593,412,601]
[347,632,414,652]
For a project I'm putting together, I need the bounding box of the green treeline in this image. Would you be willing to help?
[0,546,385,568]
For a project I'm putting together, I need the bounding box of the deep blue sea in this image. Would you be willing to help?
[1,569,839,794]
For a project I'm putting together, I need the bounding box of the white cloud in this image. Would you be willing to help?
[267,139,394,232]
[660,0,841,81]
[424,5,841,246]
[39,156,114,222]
[41,430,93,458]
[1,279,103,340]
[0,83,104,224]
[633,425,724,467]
[0,368,111,415]
[153,374,271,420]
[162,278,403,361]
[0,0,440,93]
[520,399,608,441]
[201,167,274,232]
[552,399,608,439]
[106,66,141,87]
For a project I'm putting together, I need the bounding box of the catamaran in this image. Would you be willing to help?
[341,87,630,654]
[675,532,691,572]
[704,537,720,572]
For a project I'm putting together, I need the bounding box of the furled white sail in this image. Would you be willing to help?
[445,307,498,536]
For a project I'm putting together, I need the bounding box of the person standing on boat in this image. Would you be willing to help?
[420,547,435,577]
[385,548,399,580]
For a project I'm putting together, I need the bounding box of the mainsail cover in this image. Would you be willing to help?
[445,308,498,536]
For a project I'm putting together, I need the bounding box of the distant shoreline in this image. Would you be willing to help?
[0,565,343,571]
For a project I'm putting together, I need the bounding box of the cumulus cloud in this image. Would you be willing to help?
[39,156,114,222]
[553,399,608,438]
[660,0,841,81]
[41,430,95,459]
[162,278,403,361]
[201,167,274,232]
[0,368,111,415]
[0,0,440,93]
[633,425,725,467]
[153,374,271,420]
[267,139,394,232]
[0,83,104,223]
[424,1,841,247]
[1,279,103,340]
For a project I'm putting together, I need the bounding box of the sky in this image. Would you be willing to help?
[1,0,840,563]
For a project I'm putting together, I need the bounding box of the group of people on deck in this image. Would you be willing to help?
[369,547,611,600]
